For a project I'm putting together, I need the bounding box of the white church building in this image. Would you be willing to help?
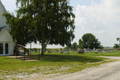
[0,1,15,56]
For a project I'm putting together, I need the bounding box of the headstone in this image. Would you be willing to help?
[59,48,63,53]
[103,49,109,52]
[84,48,87,53]
[87,48,92,52]
[93,48,96,52]
[77,48,81,53]
[55,49,58,52]
[59,50,63,53]
[98,49,102,53]
[64,49,69,54]
[109,49,113,52]
[95,49,98,53]
[78,49,84,54]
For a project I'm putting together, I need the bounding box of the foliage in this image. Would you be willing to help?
[113,44,119,48]
[117,38,120,42]
[78,39,84,49]
[3,0,75,55]
[78,33,101,49]
[2,13,35,45]
[71,42,78,50]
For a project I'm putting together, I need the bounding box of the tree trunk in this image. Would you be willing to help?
[41,43,44,55]
[41,43,47,55]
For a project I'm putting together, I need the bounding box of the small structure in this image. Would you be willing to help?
[16,44,29,56]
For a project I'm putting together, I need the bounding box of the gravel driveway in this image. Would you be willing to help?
[24,56,120,80]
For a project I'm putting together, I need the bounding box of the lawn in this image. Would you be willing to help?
[30,51,120,57]
[0,51,119,79]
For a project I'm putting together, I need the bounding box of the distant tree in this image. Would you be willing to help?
[117,38,120,42]
[78,39,84,49]
[71,42,78,50]
[78,33,101,49]
[113,44,119,48]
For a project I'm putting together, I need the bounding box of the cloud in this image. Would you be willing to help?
[74,0,120,47]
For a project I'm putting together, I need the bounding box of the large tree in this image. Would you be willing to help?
[78,33,101,49]
[3,0,75,55]
[3,13,35,46]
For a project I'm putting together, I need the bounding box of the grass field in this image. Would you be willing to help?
[0,51,120,79]
[30,51,120,57]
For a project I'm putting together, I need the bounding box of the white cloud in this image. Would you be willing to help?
[74,0,120,47]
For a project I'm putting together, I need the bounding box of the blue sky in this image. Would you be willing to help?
[1,0,120,48]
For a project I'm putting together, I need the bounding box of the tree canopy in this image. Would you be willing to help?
[3,0,75,55]
[3,12,35,46]
[78,33,102,49]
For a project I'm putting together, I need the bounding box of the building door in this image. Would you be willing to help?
[0,43,3,54]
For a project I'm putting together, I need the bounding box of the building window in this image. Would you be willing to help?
[0,43,3,54]
[5,43,8,54]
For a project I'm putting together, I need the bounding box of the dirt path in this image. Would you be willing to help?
[25,56,120,80]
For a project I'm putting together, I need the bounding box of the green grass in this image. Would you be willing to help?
[78,51,120,56]
[0,51,120,79]
[30,51,120,57]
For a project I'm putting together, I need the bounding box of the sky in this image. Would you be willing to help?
[1,0,120,48]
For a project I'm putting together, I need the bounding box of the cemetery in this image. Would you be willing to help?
[1,0,120,80]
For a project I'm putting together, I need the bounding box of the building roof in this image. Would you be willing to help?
[0,27,5,33]
[0,0,7,12]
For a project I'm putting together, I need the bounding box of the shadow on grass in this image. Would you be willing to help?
[15,56,39,61]
[30,54,105,63]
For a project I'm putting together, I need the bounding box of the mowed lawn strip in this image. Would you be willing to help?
[0,51,119,79]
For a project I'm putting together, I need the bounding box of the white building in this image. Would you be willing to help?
[0,1,15,56]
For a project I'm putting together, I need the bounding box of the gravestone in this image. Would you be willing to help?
[59,50,63,53]
[78,49,84,54]
[98,49,102,53]
[77,48,81,53]
[84,48,87,53]
[55,49,58,52]
[59,48,63,53]
[95,49,98,53]
[93,48,96,52]
[87,48,92,52]
[109,49,113,52]
[64,49,69,54]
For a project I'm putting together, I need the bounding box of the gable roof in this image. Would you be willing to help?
[0,0,7,12]
[0,27,5,33]
[0,26,13,41]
